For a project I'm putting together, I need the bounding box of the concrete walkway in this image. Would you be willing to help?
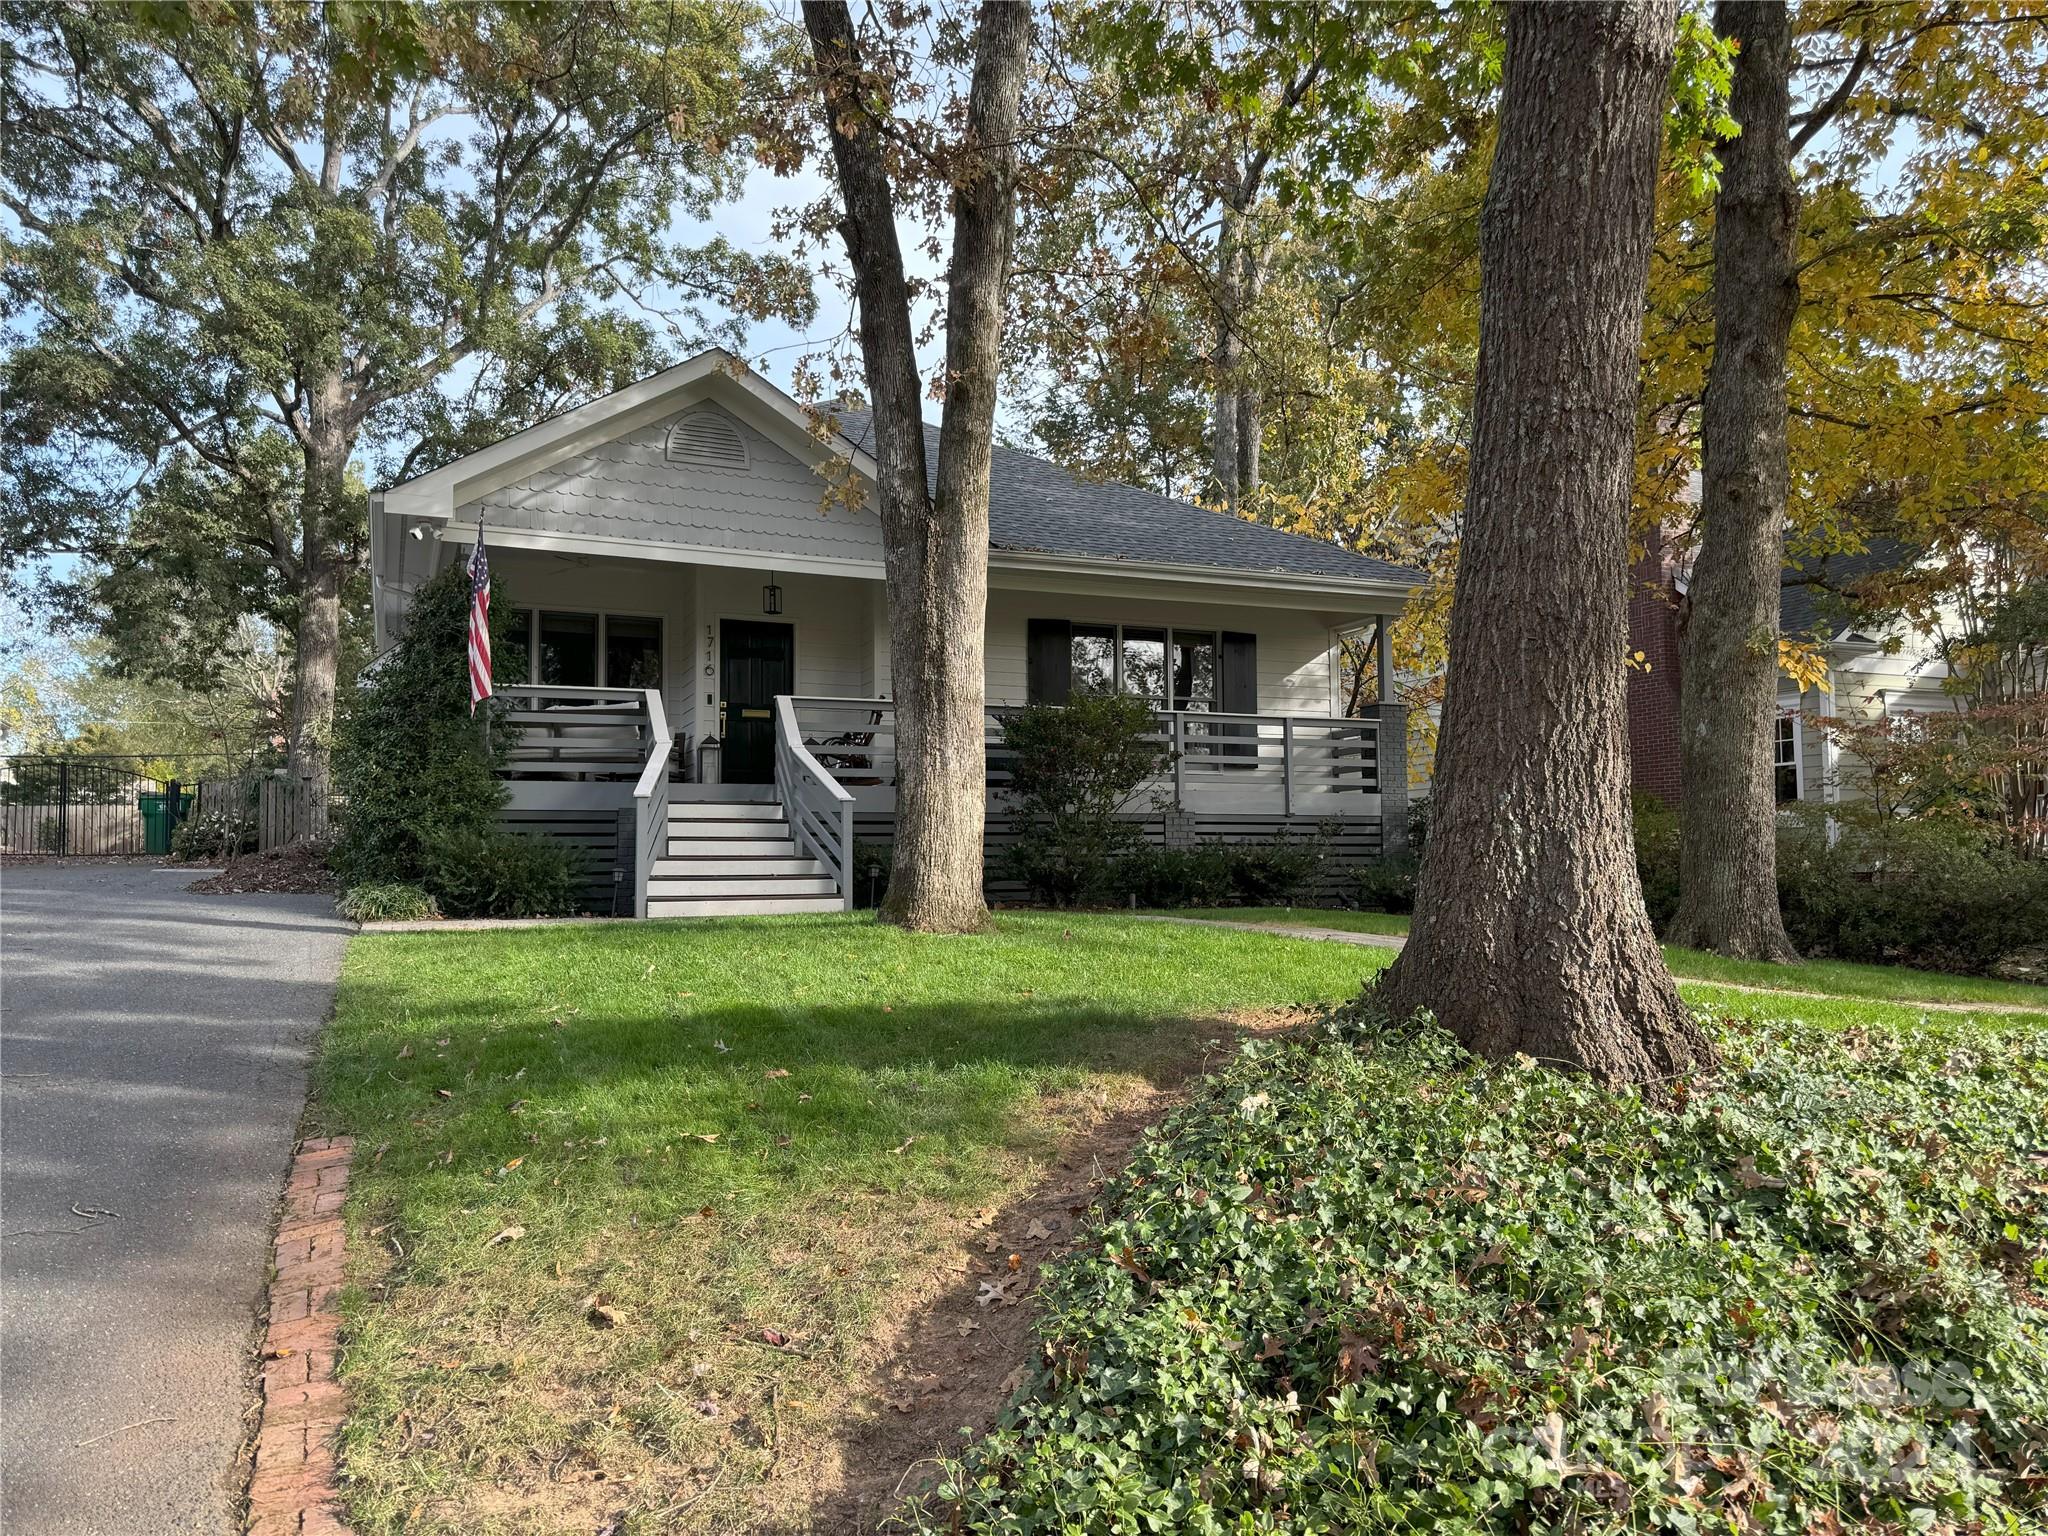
[1,861,350,1536]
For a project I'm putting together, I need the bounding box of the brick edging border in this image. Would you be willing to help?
[247,1135,356,1536]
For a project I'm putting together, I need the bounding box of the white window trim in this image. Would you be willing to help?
[1774,711,1805,803]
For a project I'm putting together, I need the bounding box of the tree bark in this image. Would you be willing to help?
[1376,0,1713,1084]
[287,402,351,784]
[806,0,1031,932]
[1666,1,1803,961]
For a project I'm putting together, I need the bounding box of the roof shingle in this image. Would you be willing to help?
[829,408,1423,588]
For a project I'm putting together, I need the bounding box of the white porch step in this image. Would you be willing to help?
[669,801,782,821]
[651,856,826,878]
[648,894,845,917]
[667,835,799,857]
[648,874,838,899]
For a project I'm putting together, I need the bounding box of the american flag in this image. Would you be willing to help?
[467,524,492,715]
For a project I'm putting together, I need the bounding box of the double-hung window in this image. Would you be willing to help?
[1774,715,1801,802]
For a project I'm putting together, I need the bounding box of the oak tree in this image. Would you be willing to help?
[2,0,808,778]
[802,0,1032,932]
[1375,0,1714,1083]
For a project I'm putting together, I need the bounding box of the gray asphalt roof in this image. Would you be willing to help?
[1780,539,1916,639]
[829,408,1424,588]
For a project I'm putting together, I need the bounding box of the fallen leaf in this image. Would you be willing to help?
[485,1225,525,1247]
[797,1093,812,1103]
[372,1141,391,1166]
[760,1327,788,1347]
[694,1397,720,1418]
[954,1319,980,1337]
[435,1088,452,1100]
[396,1045,413,1060]
[690,1133,719,1144]
[890,1137,916,1154]
[507,1099,529,1115]
[886,1395,915,1413]
[1025,1218,1054,1242]
[764,1068,790,1080]
[585,1298,626,1329]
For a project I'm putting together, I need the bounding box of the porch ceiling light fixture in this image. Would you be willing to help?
[762,576,783,615]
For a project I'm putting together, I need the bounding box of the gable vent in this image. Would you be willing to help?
[664,410,750,472]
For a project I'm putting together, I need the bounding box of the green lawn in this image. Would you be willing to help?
[1152,906,2048,1010]
[318,913,1391,1535]
[319,910,2046,1535]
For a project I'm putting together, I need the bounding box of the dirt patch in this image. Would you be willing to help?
[776,1007,1318,1534]
[187,842,337,896]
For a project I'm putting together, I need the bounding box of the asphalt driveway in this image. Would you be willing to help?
[1,861,349,1536]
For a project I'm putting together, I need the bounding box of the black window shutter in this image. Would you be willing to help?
[1027,618,1072,704]
[1220,632,1258,711]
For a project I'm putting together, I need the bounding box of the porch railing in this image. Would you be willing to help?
[773,695,855,909]
[784,695,1385,815]
[497,684,671,916]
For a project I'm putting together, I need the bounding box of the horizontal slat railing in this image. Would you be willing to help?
[495,685,670,915]
[774,696,855,910]
[787,696,1381,816]
[498,685,666,780]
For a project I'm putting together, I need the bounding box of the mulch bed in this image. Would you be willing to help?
[187,844,339,896]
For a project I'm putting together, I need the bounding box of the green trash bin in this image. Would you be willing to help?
[139,790,194,854]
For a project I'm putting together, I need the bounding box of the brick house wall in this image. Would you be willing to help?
[1625,531,1686,807]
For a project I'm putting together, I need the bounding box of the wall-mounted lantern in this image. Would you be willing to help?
[696,734,721,786]
[762,575,783,615]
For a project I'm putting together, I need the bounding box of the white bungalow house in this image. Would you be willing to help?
[371,348,1423,916]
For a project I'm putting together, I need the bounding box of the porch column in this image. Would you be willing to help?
[1375,615,1395,707]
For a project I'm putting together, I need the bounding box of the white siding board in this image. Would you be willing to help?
[463,402,883,567]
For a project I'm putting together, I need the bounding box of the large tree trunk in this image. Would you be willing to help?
[286,419,350,785]
[1666,2,1802,961]
[1376,0,1713,1084]
[806,0,1030,932]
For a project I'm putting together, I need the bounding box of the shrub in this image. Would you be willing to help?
[1353,852,1418,912]
[332,562,514,888]
[1110,842,1241,908]
[417,826,581,919]
[338,882,440,923]
[1000,694,1171,906]
[171,805,258,861]
[1631,790,1681,929]
[930,1009,2048,1533]
[850,839,893,910]
[1778,805,2048,973]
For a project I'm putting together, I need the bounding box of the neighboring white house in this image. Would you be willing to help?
[371,349,1423,916]
[1627,533,1961,812]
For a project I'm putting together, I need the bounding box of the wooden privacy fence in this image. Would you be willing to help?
[192,773,335,851]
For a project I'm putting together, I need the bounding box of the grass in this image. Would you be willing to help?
[320,909,2048,1534]
[317,912,1392,1535]
[1149,905,2048,1009]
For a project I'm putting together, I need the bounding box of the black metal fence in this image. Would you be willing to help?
[0,756,193,856]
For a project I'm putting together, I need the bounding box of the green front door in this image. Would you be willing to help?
[719,619,794,784]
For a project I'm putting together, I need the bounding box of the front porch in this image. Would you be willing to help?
[493,685,1409,917]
